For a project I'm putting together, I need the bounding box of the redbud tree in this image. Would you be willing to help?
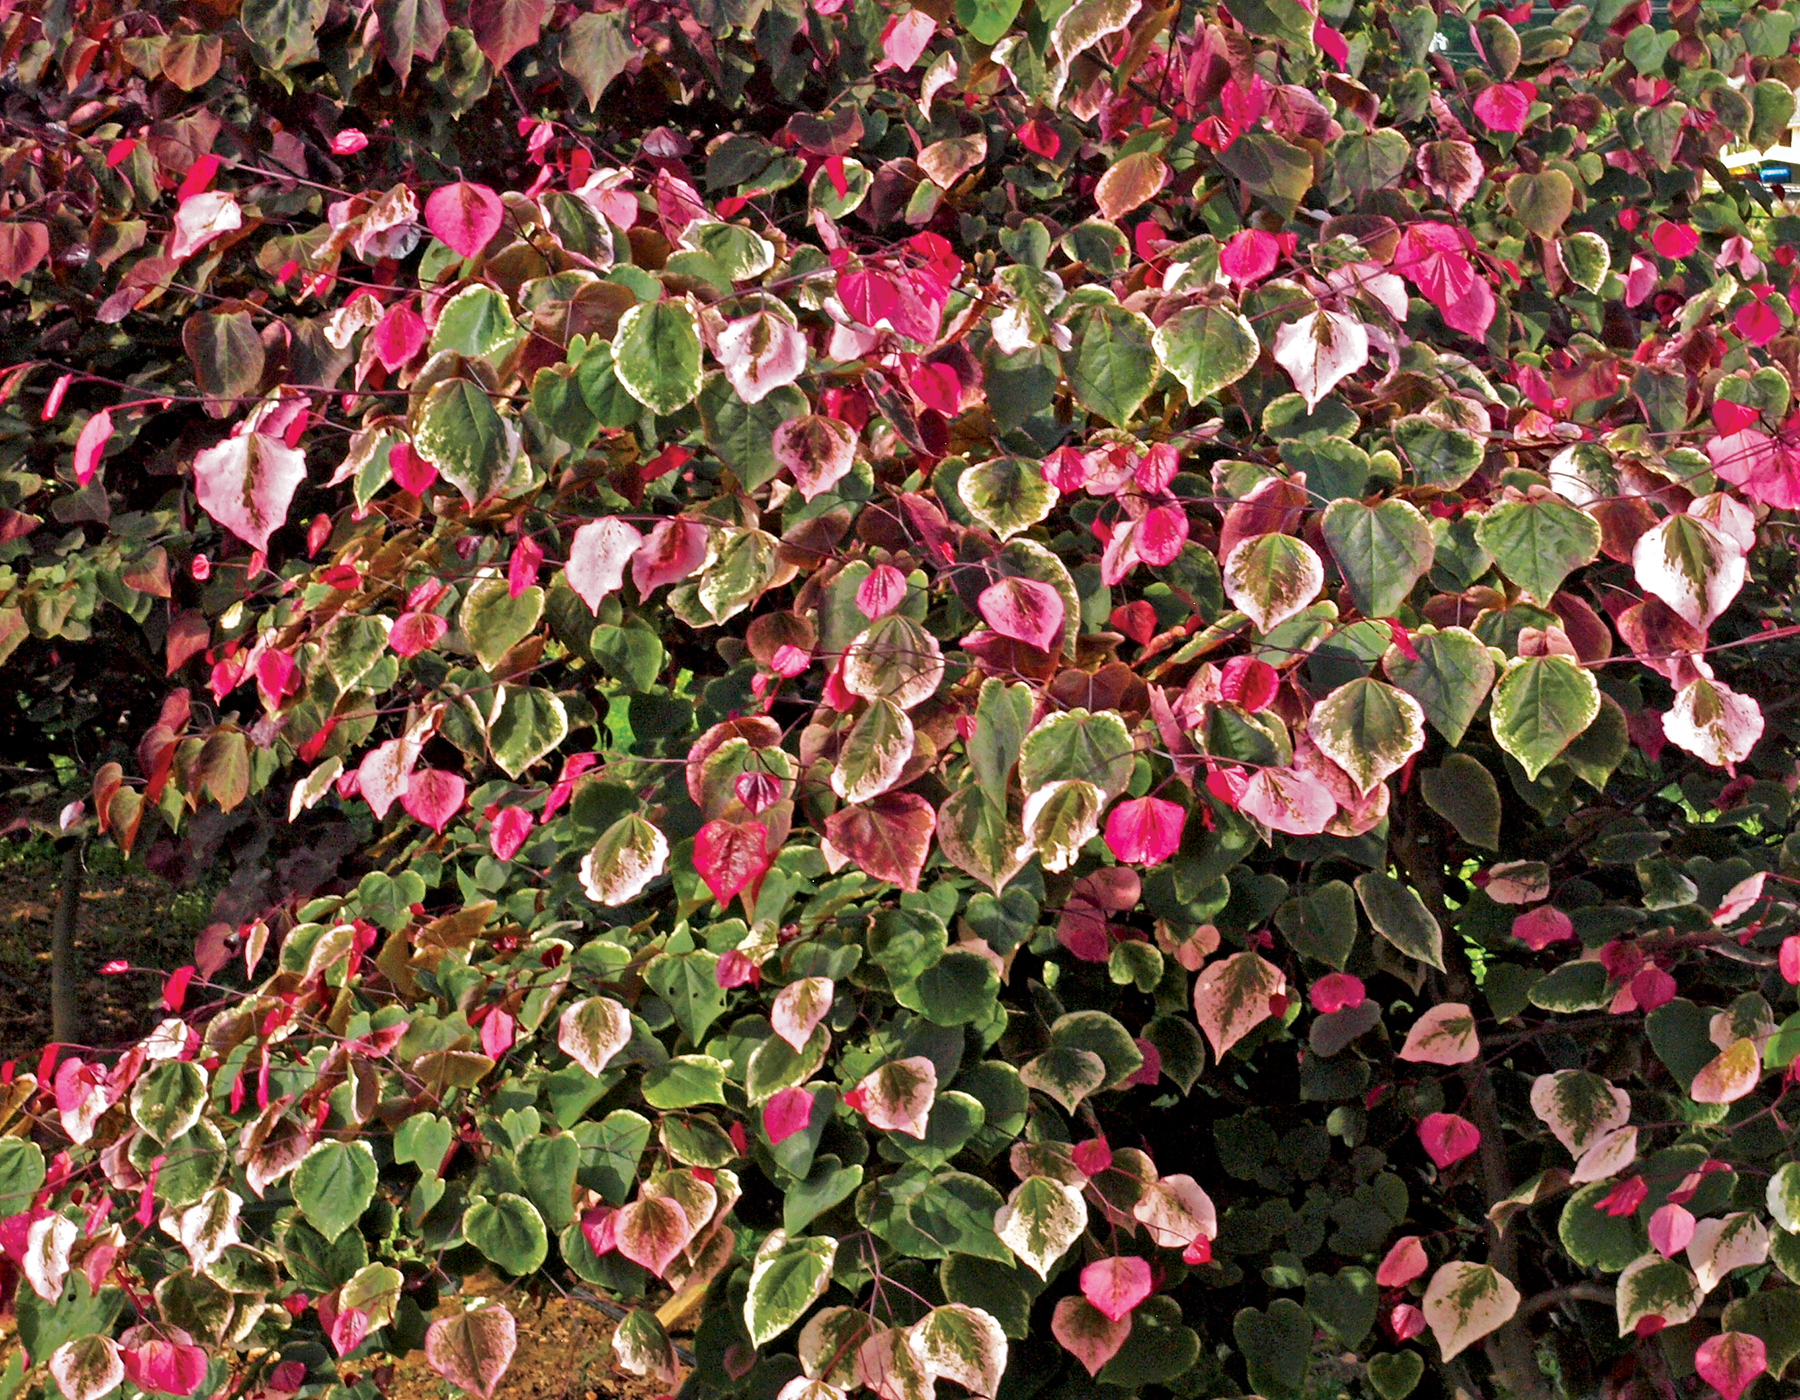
[4,0,1800,1396]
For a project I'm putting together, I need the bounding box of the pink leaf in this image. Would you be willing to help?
[192,432,308,553]
[851,1056,938,1138]
[74,409,113,486]
[1472,81,1531,133]
[1395,222,1495,340]
[370,304,427,373]
[401,769,466,833]
[1080,1256,1152,1323]
[977,576,1064,651]
[1782,935,1800,986]
[1376,1236,1428,1288]
[857,564,910,620]
[391,611,448,657]
[693,818,772,907]
[1219,656,1278,712]
[614,1194,695,1279]
[1512,905,1574,951]
[1051,1297,1130,1377]
[1694,1332,1766,1400]
[424,1307,517,1400]
[1650,1204,1695,1259]
[1072,1137,1112,1176]
[1220,229,1279,287]
[1238,766,1337,835]
[389,442,437,496]
[1417,1112,1480,1169]
[565,518,643,613]
[508,536,544,597]
[489,807,533,861]
[1103,796,1186,865]
[425,182,505,259]
[771,977,834,1050]
[119,1336,208,1397]
[1136,502,1189,565]
[630,517,709,597]
[1652,221,1700,260]
[877,11,936,72]
[763,1086,816,1146]
[1308,973,1364,1014]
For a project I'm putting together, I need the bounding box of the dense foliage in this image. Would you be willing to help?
[8,0,1800,1395]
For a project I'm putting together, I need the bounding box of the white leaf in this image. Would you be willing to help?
[1271,309,1369,411]
[1422,1261,1520,1362]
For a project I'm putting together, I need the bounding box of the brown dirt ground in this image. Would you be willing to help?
[0,839,209,1061]
[383,1294,678,1400]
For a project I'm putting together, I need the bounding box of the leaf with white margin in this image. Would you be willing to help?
[745,1230,839,1346]
[854,1056,938,1138]
[1632,513,1747,631]
[832,699,915,804]
[799,1307,878,1387]
[612,1309,679,1386]
[1664,677,1764,769]
[1152,302,1259,404]
[1690,1038,1760,1105]
[1132,1174,1218,1248]
[1238,766,1337,835]
[1715,871,1766,926]
[772,978,834,1052]
[1399,1003,1480,1065]
[855,1326,934,1400]
[1615,1253,1704,1337]
[579,814,668,906]
[1422,1262,1520,1362]
[557,996,633,1076]
[1307,677,1425,796]
[959,456,1059,540]
[1050,1296,1130,1377]
[1767,1161,1800,1234]
[909,1304,1008,1396]
[177,1186,242,1269]
[24,1212,76,1302]
[1271,308,1370,411]
[1485,861,1551,905]
[1570,1126,1638,1184]
[50,1337,124,1400]
[843,613,946,710]
[1192,952,1285,1060]
[776,1379,847,1400]
[996,1174,1088,1279]
[1531,1071,1631,1158]
[1023,779,1105,873]
[1688,1212,1770,1293]
[1490,655,1599,782]
[1223,532,1325,634]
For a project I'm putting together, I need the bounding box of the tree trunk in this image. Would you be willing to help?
[51,837,83,1045]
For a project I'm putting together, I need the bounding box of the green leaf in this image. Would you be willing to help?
[1490,655,1600,781]
[241,0,327,66]
[1304,1267,1377,1346]
[1019,707,1134,798]
[640,1055,727,1109]
[1063,299,1156,427]
[1722,1282,1800,1379]
[463,1193,549,1275]
[1152,303,1260,404]
[571,1111,652,1203]
[783,1159,863,1233]
[971,679,1032,809]
[959,457,1058,540]
[611,300,704,415]
[293,1141,378,1242]
[0,1139,45,1206]
[1354,872,1444,971]
[1217,133,1314,212]
[834,698,915,804]
[487,685,567,778]
[1474,497,1601,604]
[698,376,807,490]
[415,379,519,507]
[644,949,727,1045]
[1558,1182,1648,1269]
[1233,1299,1313,1400]
[1019,1046,1106,1114]
[460,580,545,673]
[744,1231,838,1345]
[560,8,634,108]
[1321,499,1434,620]
[1382,626,1497,746]
[956,0,1023,43]
[1562,232,1610,292]
[1367,1352,1424,1399]
[1395,415,1485,490]
[1097,1295,1200,1387]
[935,788,1028,895]
[1420,754,1501,849]
[1505,169,1575,238]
